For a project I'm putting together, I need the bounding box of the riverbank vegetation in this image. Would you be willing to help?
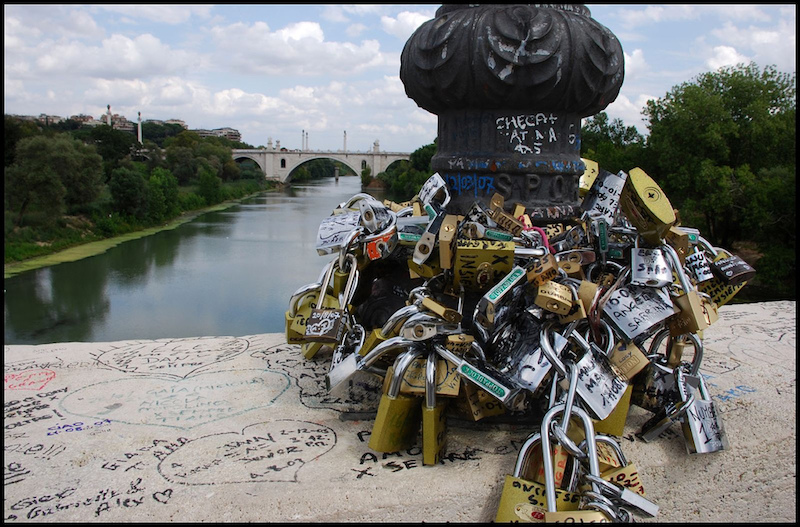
[5,117,273,265]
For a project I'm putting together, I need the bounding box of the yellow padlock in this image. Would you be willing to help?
[579,158,600,198]
[494,433,582,522]
[453,380,506,421]
[422,350,449,466]
[368,350,424,453]
[526,253,560,285]
[453,238,515,292]
[619,167,676,245]
[438,214,459,269]
[534,281,573,315]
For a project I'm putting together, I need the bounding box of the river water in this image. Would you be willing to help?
[4,176,380,345]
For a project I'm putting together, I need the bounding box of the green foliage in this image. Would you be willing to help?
[643,62,795,249]
[580,112,645,174]
[197,166,223,206]
[109,166,148,219]
[83,125,138,181]
[361,164,373,187]
[4,134,104,226]
[5,115,43,167]
[377,141,436,199]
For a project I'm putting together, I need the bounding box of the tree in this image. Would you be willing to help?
[643,62,795,296]
[85,124,137,181]
[377,140,437,199]
[147,167,180,222]
[4,134,104,225]
[109,166,148,219]
[580,111,645,174]
[197,166,222,206]
[5,115,43,167]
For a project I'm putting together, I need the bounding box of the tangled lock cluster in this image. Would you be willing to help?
[285,160,755,522]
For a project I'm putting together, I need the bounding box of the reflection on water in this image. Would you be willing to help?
[4,176,368,345]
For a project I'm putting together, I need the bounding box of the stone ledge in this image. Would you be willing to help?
[4,301,795,522]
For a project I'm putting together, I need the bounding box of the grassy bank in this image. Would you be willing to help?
[4,189,274,279]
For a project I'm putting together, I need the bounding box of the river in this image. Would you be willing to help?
[4,176,380,345]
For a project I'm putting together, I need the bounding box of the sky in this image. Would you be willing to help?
[4,4,796,154]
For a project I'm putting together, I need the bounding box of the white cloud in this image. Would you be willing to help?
[616,5,699,27]
[623,49,649,78]
[380,11,431,40]
[347,23,367,38]
[30,33,198,79]
[706,45,751,71]
[209,21,388,77]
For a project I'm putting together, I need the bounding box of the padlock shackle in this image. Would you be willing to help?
[425,349,438,409]
[360,336,416,371]
[387,348,426,398]
[541,403,602,513]
[512,432,542,478]
[662,243,693,293]
[381,304,421,337]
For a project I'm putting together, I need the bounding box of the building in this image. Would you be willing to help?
[191,127,242,142]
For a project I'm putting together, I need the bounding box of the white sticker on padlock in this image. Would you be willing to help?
[603,284,675,341]
[316,210,361,255]
[582,170,627,225]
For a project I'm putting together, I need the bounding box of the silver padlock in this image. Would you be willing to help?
[630,236,673,288]
[602,282,675,342]
[683,245,715,283]
[679,369,729,454]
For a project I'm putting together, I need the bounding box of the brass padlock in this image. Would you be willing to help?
[664,225,690,264]
[579,158,599,198]
[494,432,581,522]
[619,167,676,245]
[452,238,515,292]
[557,281,588,324]
[526,253,560,285]
[534,280,573,315]
[368,350,424,453]
[438,214,459,269]
[422,350,449,465]
[453,380,506,421]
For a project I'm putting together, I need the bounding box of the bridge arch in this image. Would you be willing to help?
[231,147,411,183]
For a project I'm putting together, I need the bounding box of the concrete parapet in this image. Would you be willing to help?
[4,301,795,522]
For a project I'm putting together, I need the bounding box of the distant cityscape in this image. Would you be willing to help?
[8,104,242,143]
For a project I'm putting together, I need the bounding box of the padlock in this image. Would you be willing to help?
[452,238,515,292]
[494,432,582,522]
[368,348,425,453]
[434,343,524,409]
[438,214,459,269]
[534,280,573,315]
[477,266,527,325]
[315,210,363,256]
[454,379,506,421]
[305,254,359,344]
[579,158,600,198]
[285,281,324,344]
[525,252,560,285]
[417,295,462,325]
[591,435,648,498]
[630,237,672,288]
[696,256,748,307]
[357,196,392,234]
[709,249,756,286]
[602,281,676,342]
[363,222,398,261]
[664,225,691,264]
[619,167,676,246]
[399,312,460,342]
[422,349,449,465]
[541,404,616,522]
[564,332,628,421]
[662,243,713,335]
[326,335,415,394]
[581,168,627,226]
[679,369,729,454]
[557,281,588,324]
[684,244,715,283]
[418,172,451,211]
[412,210,445,265]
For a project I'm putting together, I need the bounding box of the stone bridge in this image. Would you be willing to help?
[232,140,411,183]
